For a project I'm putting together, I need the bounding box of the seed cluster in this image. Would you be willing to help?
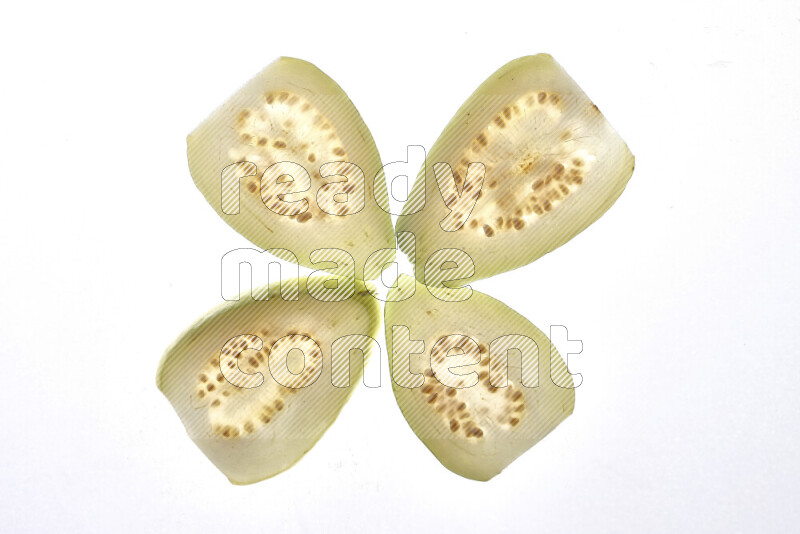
[419,335,527,440]
[195,330,321,439]
[441,91,596,236]
[227,91,362,222]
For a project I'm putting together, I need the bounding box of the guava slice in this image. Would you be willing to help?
[156,277,381,484]
[385,275,575,481]
[187,57,395,280]
[396,54,634,284]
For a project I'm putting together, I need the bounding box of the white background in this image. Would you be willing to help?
[1,1,798,532]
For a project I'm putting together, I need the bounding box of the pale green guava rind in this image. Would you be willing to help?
[384,275,575,481]
[187,57,395,281]
[157,277,381,484]
[396,54,634,284]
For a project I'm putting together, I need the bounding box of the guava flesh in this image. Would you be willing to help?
[187,57,395,281]
[397,54,634,283]
[385,275,575,481]
[157,277,381,484]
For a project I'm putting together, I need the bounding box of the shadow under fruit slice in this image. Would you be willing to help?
[385,275,575,481]
[156,277,381,484]
[397,54,635,284]
[188,57,395,280]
